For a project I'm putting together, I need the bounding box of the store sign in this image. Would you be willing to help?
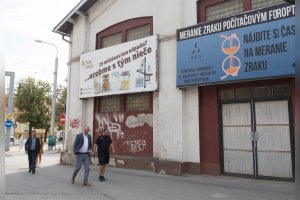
[176,3,295,87]
[79,35,158,98]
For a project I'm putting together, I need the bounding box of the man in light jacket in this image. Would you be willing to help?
[71,126,93,186]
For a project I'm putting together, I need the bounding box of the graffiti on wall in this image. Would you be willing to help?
[123,139,147,153]
[122,130,148,153]
[67,117,81,153]
[126,113,153,128]
[95,113,125,139]
[70,118,81,129]
[95,113,153,155]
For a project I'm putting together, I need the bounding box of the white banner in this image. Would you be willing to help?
[79,35,158,98]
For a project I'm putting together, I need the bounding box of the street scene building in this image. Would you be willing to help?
[53,0,295,180]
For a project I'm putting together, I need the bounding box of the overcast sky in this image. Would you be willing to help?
[2,0,80,89]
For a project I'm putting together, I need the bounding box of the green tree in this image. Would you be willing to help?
[14,77,52,137]
[55,85,67,130]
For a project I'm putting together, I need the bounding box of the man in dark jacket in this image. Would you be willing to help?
[71,126,93,186]
[25,130,40,174]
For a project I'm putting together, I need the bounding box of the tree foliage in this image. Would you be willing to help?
[14,77,51,136]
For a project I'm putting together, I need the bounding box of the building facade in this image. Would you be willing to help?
[54,0,295,180]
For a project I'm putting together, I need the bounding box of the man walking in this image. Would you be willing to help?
[25,130,40,174]
[94,128,115,182]
[71,126,93,186]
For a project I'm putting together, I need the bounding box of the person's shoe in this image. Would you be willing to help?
[71,177,75,184]
[83,182,92,186]
[32,170,35,174]
[99,176,106,182]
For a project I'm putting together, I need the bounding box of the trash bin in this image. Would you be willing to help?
[48,135,56,150]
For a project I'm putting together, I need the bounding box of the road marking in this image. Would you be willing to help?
[211,193,227,198]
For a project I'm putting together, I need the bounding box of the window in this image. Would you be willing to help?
[100,96,121,112]
[127,24,151,42]
[236,88,252,99]
[102,32,122,48]
[251,0,283,10]
[272,85,289,96]
[219,89,235,100]
[219,85,290,101]
[253,86,270,98]
[96,17,152,49]
[126,93,150,111]
[198,0,285,23]
[206,0,243,22]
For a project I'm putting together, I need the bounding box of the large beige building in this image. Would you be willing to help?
[54,0,295,180]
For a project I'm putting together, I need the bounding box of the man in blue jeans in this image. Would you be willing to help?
[71,126,93,186]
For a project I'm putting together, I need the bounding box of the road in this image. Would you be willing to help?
[5,143,295,200]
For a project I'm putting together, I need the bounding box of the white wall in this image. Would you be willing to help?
[66,0,200,163]
[65,14,90,153]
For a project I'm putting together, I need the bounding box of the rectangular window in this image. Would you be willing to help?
[219,89,235,100]
[272,85,289,97]
[206,0,243,22]
[126,24,151,42]
[126,93,150,111]
[253,86,270,98]
[102,32,122,48]
[251,0,283,10]
[100,95,121,112]
[236,88,252,99]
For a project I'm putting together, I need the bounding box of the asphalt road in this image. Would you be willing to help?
[4,144,295,200]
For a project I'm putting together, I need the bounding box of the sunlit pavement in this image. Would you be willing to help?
[5,143,295,200]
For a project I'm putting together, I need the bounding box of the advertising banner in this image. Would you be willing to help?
[79,35,158,98]
[176,3,295,87]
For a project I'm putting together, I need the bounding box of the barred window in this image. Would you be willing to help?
[100,95,121,112]
[206,0,243,22]
[102,32,122,48]
[251,0,283,10]
[127,24,151,42]
[126,93,150,111]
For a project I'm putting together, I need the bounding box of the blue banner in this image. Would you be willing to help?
[176,3,295,87]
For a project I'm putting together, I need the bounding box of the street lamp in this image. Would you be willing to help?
[34,39,58,137]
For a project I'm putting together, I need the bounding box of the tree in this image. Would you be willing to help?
[14,77,52,137]
[55,85,67,130]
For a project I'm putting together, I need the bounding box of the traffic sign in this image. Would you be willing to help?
[60,113,66,126]
[6,113,12,120]
[5,119,13,128]
[13,123,17,129]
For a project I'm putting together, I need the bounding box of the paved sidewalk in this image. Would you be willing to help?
[5,147,295,200]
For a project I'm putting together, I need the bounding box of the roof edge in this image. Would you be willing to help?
[52,0,88,35]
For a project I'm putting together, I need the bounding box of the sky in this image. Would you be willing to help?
[2,0,81,90]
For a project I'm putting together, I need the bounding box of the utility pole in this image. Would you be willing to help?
[5,71,15,151]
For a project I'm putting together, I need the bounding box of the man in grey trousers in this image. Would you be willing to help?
[71,126,93,186]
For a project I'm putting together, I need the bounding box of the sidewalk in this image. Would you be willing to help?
[5,141,64,154]
[5,147,295,200]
